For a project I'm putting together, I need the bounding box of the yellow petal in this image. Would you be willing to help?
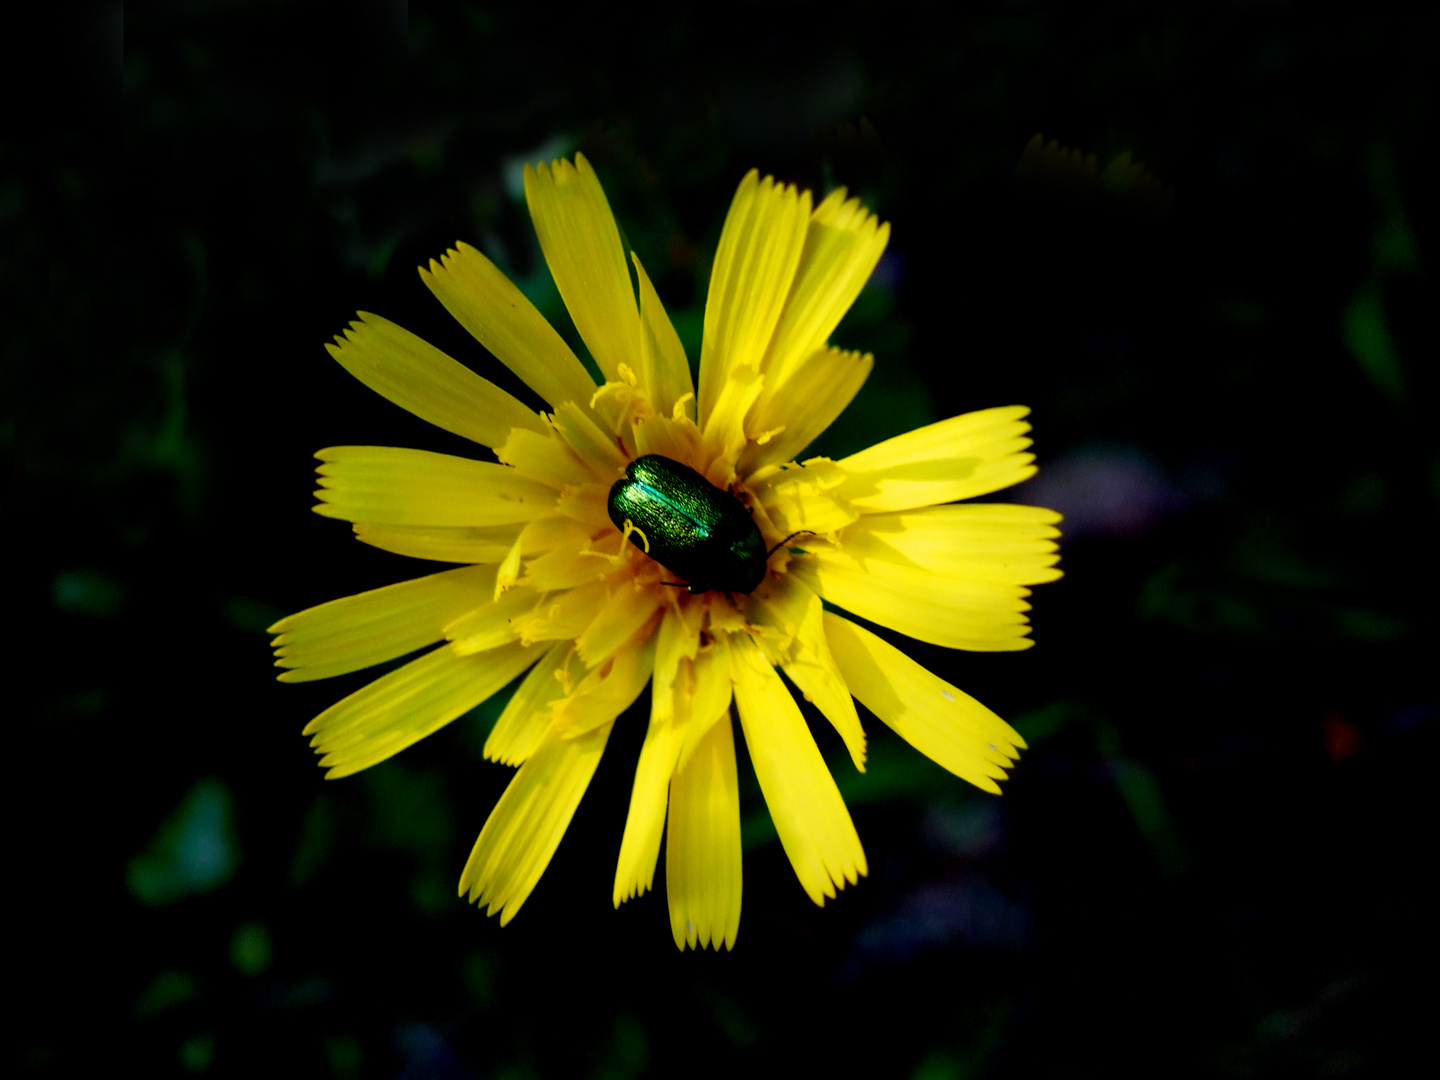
[748,457,860,537]
[271,564,497,682]
[706,597,749,636]
[792,545,1035,652]
[574,581,665,667]
[650,602,703,723]
[698,171,811,428]
[552,629,657,739]
[666,712,743,951]
[822,612,1024,794]
[699,364,764,484]
[740,347,873,473]
[511,577,611,645]
[524,155,639,384]
[493,532,524,599]
[313,446,556,526]
[553,481,612,529]
[631,414,703,463]
[445,585,543,656]
[550,401,629,479]
[420,242,597,409]
[522,538,618,591]
[761,188,890,388]
[516,513,602,554]
[495,427,593,488]
[459,720,613,925]
[352,513,586,566]
[751,580,866,771]
[613,708,685,907]
[632,252,696,421]
[676,637,736,771]
[730,635,866,906]
[351,522,523,563]
[484,641,574,765]
[851,504,1063,584]
[325,312,544,448]
[834,405,1037,511]
[305,641,538,779]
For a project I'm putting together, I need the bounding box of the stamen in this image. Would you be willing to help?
[591,379,653,441]
[578,530,635,565]
[622,518,651,554]
[553,651,575,696]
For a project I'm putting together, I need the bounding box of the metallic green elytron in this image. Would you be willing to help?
[607,455,770,594]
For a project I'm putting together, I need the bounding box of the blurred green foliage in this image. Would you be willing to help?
[126,778,241,906]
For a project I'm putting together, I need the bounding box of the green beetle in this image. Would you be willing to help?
[607,454,776,594]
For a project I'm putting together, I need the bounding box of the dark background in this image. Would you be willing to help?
[24,4,1435,1077]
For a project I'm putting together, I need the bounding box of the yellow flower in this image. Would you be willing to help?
[270,155,1061,950]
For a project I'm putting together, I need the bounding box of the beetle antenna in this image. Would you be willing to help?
[766,530,815,558]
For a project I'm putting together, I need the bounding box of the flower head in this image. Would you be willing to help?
[270,155,1061,950]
